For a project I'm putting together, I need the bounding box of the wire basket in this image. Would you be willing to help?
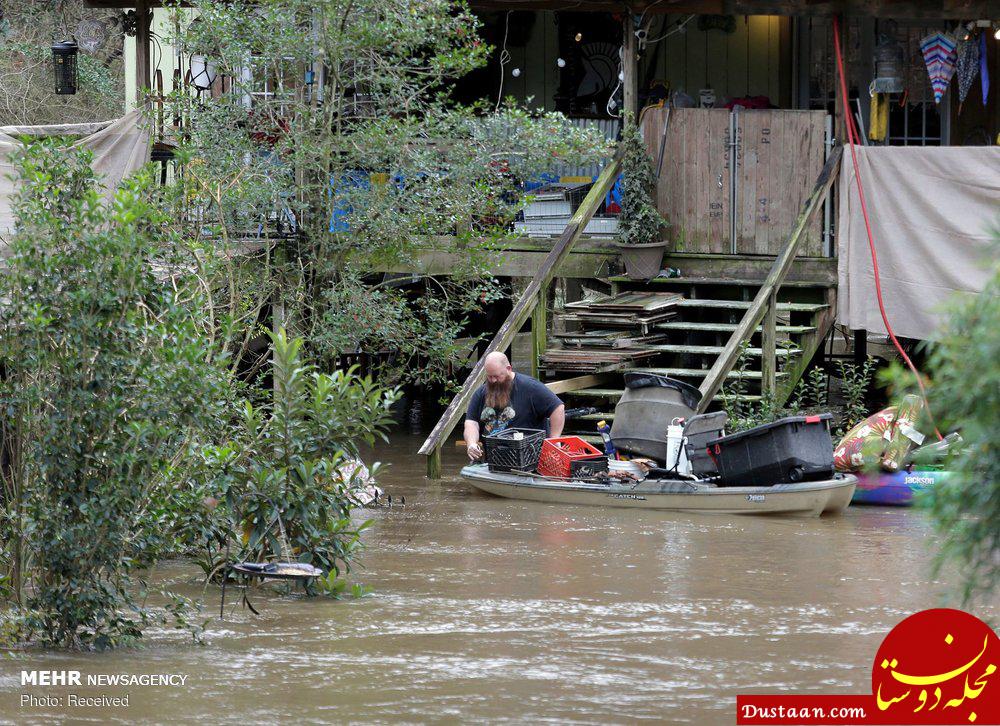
[482,428,545,473]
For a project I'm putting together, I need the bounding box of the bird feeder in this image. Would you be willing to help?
[52,40,79,95]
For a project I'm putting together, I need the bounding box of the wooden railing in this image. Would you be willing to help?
[696,145,843,412]
[418,148,625,477]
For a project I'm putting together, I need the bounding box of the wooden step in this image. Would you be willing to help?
[610,276,832,289]
[675,299,828,312]
[626,367,788,380]
[564,388,624,399]
[657,321,816,335]
[565,388,769,408]
[570,395,764,423]
[642,344,802,357]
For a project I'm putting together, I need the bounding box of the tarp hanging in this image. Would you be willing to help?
[0,110,150,252]
[837,146,1000,340]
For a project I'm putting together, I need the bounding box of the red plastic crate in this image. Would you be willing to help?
[538,437,605,478]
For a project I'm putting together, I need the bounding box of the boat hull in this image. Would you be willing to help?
[461,465,856,517]
[851,469,948,506]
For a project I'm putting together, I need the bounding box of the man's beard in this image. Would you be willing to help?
[485,376,513,410]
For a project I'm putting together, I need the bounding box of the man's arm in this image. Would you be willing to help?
[464,419,483,461]
[547,404,565,439]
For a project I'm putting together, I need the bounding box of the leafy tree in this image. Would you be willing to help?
[159,0,609,387]
[0,143,230,648]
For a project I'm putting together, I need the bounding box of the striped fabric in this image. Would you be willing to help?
[919,32,957,104]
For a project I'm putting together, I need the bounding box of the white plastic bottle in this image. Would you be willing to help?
[664,418,691,476]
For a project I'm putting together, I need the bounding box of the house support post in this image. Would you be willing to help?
[622,14,638,120]
[427,445,442,479]
[135,1,152,98]
[531,283,548,378]
[833,15,849,145]
[761,290,778,400]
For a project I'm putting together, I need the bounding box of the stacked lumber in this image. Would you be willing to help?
[542,292,684,373]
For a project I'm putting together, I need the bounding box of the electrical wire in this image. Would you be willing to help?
[832,16,941,439]
[606,46,622,117]
[645,14,695,45]
[495,10,512,113]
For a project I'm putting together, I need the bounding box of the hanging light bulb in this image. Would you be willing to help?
[556,57,566,68]
[511,67,521,77]
[574,32,583,42]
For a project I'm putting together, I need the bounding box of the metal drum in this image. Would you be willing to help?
[610,373,699,461]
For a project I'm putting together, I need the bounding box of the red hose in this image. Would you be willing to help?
[832,17,941,439]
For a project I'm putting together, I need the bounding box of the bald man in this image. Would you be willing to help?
[464,352,565,461]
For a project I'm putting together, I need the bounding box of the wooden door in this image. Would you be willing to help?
[643,108,731,254]
[733,109,827,256]
[641,107,828,257]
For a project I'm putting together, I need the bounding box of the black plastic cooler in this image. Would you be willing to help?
[707,414,834,486]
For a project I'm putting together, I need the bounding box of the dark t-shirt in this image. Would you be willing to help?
[466,373,563,436]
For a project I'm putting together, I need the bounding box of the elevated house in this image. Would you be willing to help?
[83,0,1000,476]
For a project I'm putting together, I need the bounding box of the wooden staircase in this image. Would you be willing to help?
[548,276,836,437]
[418,144,842,477]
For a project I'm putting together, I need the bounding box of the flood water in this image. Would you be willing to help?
[1,432,996,724]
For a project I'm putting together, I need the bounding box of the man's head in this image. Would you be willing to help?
[483,352,515,409]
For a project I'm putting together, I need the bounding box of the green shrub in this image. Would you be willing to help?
[0,143,230,649]
[192,329,400,589]
[915,250,1000,605]
[616,116,663,247]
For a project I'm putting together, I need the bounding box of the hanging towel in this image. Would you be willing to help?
[955,37,980,107]
[919,32,957,104]
[980,31,990,105]
[869,93,889,142]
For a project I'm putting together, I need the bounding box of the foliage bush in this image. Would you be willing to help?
[188,329,399,586]
[0,143,230,648]
[720,344,877,435]
[616,116,663,246]
[908,250,1000,605]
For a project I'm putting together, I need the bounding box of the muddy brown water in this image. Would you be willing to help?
[1,432,996,724]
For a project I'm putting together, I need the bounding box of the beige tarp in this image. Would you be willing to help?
[1,110,150,253]
[837,146,1000,340]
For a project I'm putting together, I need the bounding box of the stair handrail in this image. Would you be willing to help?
[696,145,843,413]
[418,148,625,471]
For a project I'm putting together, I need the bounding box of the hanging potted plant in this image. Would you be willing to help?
[615,116,667,280]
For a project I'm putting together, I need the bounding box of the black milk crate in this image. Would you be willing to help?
[482,427,545,473]
[570,455,609,478]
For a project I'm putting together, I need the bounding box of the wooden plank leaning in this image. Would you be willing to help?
[696,145,842,413]
[418,148,625,474]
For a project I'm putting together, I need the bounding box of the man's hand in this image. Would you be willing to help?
[464,420,484,461]
[468,441,484,461]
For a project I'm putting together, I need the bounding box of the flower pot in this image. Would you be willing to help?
[617,241,668,280]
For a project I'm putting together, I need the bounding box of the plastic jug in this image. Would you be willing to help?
[664,417,691,475]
